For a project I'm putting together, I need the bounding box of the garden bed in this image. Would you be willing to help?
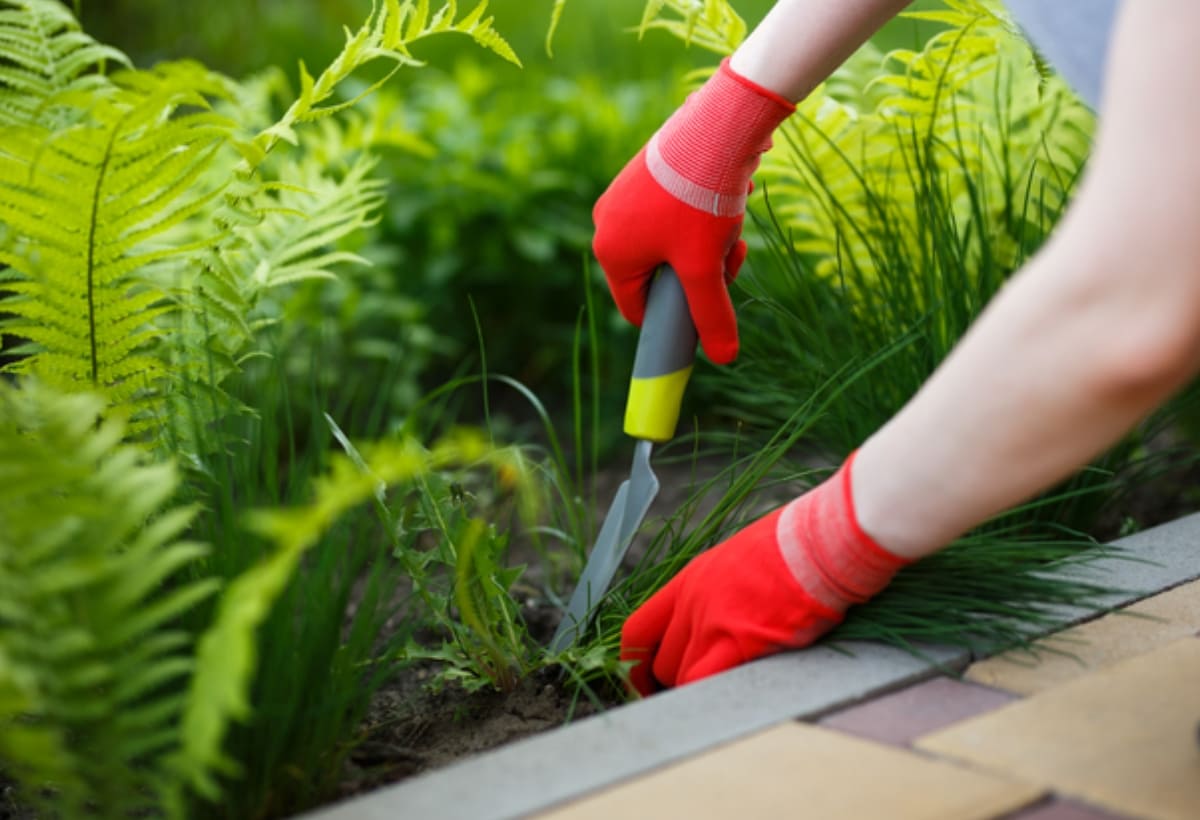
[310,511,1200,820]
[312,440,1200,816]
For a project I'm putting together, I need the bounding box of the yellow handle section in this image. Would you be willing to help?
[623,365,694,443]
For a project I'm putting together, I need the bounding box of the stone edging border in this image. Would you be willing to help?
[305,513,1200,820]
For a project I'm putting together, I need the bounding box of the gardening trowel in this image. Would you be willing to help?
[549,264,697,652]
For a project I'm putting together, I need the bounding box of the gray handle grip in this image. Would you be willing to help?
[623,265,699,442]
[632,265,698,379]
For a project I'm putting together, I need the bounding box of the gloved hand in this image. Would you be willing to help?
[592,58,795,364]
[619,453,910,696]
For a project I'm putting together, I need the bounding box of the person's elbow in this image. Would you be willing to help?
[1076,243,1200,403]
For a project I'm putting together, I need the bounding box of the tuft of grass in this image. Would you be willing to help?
[176,336,416,819]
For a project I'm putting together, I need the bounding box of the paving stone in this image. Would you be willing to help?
[966,579,1200,695]
[816,676,1018,747]
[1000,797,1134,819]
[537,723,1043,820]
[1051,513,1200,609]
[917,638,1200,820]
[304,643,967,820]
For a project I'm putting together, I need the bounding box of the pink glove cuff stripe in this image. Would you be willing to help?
[650,58,794,213]
[646,132,748,218]
[776,453,911,613]
[777,494,845,613]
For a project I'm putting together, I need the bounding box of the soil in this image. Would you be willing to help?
[331,451,742,806]
[337,661,611,801]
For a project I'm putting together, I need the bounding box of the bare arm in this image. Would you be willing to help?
[853,0,1200,559]
[731,0,912,101]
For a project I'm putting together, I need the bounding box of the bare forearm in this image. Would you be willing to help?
[855,237,1200,559]
[731,0,911,101]
[852,0,1200,560]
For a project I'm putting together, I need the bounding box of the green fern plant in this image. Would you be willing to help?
[763,0,1093,281]
[0,379,218,817]
[0,21,237,436]
[0,0,519,452]
[0,376,532,818]
[0,1,530,815]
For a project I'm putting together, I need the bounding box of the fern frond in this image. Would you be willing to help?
[244,154,386,289]
[0,380,216,818]
[256,0,519,164]
[637,0,746,56]
[0,53,237,436]
[0,0,129,125]
[757,0,1093,285]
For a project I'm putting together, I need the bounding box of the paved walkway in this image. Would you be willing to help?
[539,579,1200,820]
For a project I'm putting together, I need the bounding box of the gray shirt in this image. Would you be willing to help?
[1005,0,1121,110]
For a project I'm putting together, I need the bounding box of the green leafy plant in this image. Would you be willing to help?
[0,0,519,453]
[354,58,671,397]
[0,369,549,818]
[0,379,217,817]
[0,0,552,815]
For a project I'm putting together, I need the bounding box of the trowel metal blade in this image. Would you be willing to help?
[549,439,659,652]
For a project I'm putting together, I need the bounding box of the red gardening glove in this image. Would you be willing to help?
[620,452,910,696]
[592,58,795,364]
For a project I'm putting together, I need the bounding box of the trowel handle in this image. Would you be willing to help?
[623,265,699,443]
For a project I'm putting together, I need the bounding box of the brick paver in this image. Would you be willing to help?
[966,579,1200,695]
[918,638,1200,820]
[817,676,1018,747]
[537,723,1042,820]
[1000,797,1134,819]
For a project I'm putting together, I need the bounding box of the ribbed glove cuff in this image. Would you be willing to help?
[646,58,795,218]
[776,452,910,614]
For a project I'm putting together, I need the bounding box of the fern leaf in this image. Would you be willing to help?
[404,0,431,41]
[637,0,745,55]
[0,0,130,125]
[757,0,1093,285]
[0,381,213,817]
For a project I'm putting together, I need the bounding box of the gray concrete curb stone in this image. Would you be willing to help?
[306,643,967,820]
